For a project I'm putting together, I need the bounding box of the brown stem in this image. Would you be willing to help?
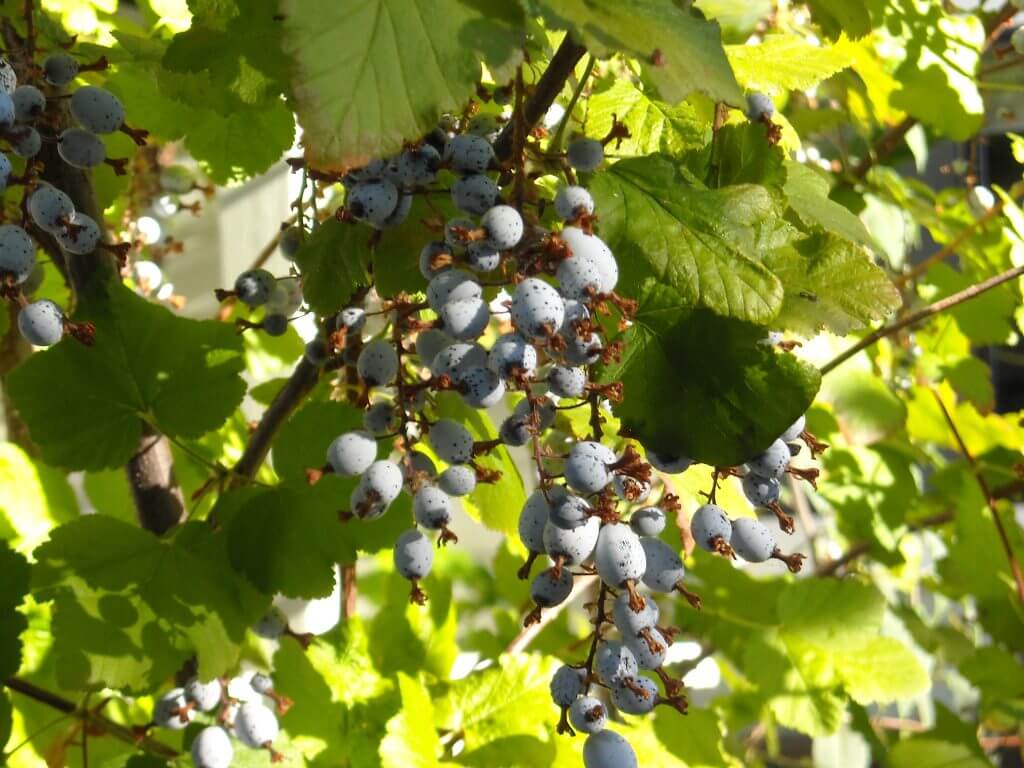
[821,264,1024,376]
[814,511,954,577]
[930,388,1024,603]
[4,677,179,759]
[851,116,917,180]
[492,36,587,161]
[894,182,1024,288]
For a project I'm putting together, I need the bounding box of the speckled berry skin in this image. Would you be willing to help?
[56,213,101,255]
[415,329,452,368]
[396,144,441,188]
[234,701,279,749]
[518,490,551,554]
[250,672,275,694]
[445,133,494,174]
[28,185,75,234]
[419,241,453,280]
[394,528,434,580]
[730,517,776,563]
[562,332,603,365]
[359,460,404,506]
[560,227,618,295]
[690,504,733,552]
[629,506,666,537]
[430,341,487,379]
[513,396,555,430]
[488,333,537,379]
[543,516,600,565]
[613,475,650,503]
[747,438,791,479]
[569,696,607,734]
[183,678,222,712]
[0,58,16,94]
[413,485,455,529]
[745,91,775,120]
[511,277,565,340]
[0,224,37,284]
[564,442,612,494]
[549,664,586,707]
[347,179,400,228]
[153,688,191,729]
[455,365,505,408]
[566,138,604,172]
[548,365,587,398]
[627,628,668,669]
[427,268,481,312]
[500,416,531,447]
[611,676,658,714]
[438,464,476,496]
[18,300,64,347]
[9,126,41,158]
[58,128,106,168]
[429,418,475,464]
[326,430,377,476]
[595,640,638,685]
[233,269,274,307]
[451,173,499,215]
[70,86,125,133]
[742,473,781,507]
[191,726,233,768]
[465,241,501,272]
[556,254,603,300]
[640,537,685,593]
[594,523,647,588]
[481,204,523,250]
[12,85,44,122]
[548,491,591,530]
[42,53,79,86]
[584,730,639,768]
[356,339,399,386]
[554,186,595,221]
[441,297,490,340]
[612,590,659,636]
[0,154,11,193]
[0,93,12,130]
[530,566,574,607]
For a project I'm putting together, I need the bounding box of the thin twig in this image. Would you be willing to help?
[894,182,1024,288]
[929,387,1024,603]
[3,677,179,760]
[815,511,954,577]
[821,264,1024,376]
[505,575,599,654]
[493,36,587,161]
[850,116,917,180]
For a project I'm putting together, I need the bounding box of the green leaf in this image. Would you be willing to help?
[763,235,900,337]
[726,33,856,94]
[436,654,554,757]
[374,195,453,298]
[890,11,984,141]
[804,0,873,39]
[833,637,929,704]
[0,443,79,552]
[293,218,372,316]
[0,543,30,679]
[272,400,367,483]
[534,0,743,105]
[709,123,786,188]
[602,285,820,466]
[586,79,707,158]
[221,486,355,599]
[7,285,246,472]
[370,572,459,679]
[653,708,737,768]
[889,739,990,768]
[107,67,295,183]
[32,517,267,691]
[960,647,1024,720]
[379,674,441,768]
[921,263,1017,345]
[777,579,885,650]
[782,162,876,248]
[822,370,907,444]
[280,0,525,168]
[590,154,784,324]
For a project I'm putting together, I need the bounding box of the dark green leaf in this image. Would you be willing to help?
[33,517,267,691]
[534,0,743,105]
[7,285,246,472]
[280,0,525,167]
[293,218,372,316]
[783,162,877,248]
[709,123,786,188]
[590,154,784,324]
[0,543,30,679]
[602,283,820,465]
